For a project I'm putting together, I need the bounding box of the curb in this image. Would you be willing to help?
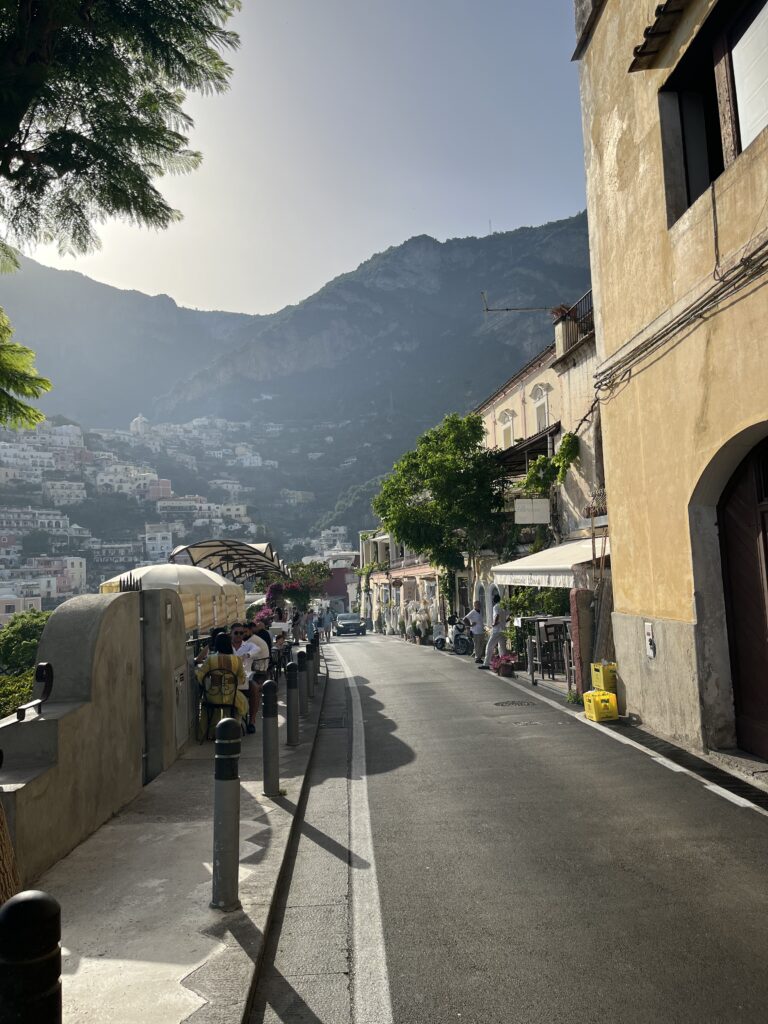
[183,667,331,1024]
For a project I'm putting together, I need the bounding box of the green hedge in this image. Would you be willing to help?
[0,668,34,719]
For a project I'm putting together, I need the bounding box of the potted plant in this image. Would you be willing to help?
[490,653,518,677]
[412,624,423,645]
[399,618,406,638]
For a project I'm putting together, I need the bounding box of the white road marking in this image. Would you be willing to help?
[334,646,395,1024]
[495,671,768,820]
[703,784,756,809]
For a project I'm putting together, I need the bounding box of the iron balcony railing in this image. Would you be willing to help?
[389,553,429,570]
[562,289,595,353]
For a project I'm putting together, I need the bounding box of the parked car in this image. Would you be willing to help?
[335,613,367,636]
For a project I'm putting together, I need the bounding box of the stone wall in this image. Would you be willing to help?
[0,588,187,884]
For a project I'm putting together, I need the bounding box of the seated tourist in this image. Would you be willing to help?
[195,633,248,738]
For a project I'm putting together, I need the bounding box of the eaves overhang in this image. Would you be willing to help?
[629,1,695,72]
[497,421,562,476]
[572,0,609,61]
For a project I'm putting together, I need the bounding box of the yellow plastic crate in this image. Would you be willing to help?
[583,689,619,722]
[591,662,618,693]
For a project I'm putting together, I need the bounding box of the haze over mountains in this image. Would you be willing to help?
[0,212,591,538]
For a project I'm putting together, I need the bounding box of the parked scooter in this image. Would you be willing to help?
[433,617,472,655]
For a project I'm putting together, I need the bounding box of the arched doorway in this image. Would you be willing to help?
[718,438,768,758]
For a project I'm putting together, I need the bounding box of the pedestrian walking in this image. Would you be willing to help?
[479,594,508,670]
[464,599,486,662]
[322,607,333,642]
[306,608,317,642]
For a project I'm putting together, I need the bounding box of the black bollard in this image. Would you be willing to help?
[526,636,537,687]
[261,680,279,798]
[286,662,299,746]
[210,718,242,912]
[0,889,62,1023]
[306,641,316,699]
[296,650,309,716]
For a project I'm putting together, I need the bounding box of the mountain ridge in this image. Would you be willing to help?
[0,212,591,540]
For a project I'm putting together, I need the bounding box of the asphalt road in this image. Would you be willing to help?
[255,634,768,1024]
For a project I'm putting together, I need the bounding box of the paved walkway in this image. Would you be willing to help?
[38,666,328,1024]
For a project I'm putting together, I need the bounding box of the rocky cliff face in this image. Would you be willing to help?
[0,212,590,540]
[158,211,591,429]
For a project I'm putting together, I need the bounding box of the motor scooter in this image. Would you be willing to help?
[433,618,472,655]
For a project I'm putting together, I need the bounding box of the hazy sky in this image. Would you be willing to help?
[31,1,586,316]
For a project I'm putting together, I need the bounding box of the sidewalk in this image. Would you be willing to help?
[38,662,330,1024]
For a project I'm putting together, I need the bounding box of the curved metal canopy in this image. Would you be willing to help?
[168,539,290,583]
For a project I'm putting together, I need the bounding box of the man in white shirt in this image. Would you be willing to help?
[479,594,508,670]
[463,600,486,662]
[231,623,270,733]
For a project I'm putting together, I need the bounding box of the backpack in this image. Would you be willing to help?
[203,668,238,706]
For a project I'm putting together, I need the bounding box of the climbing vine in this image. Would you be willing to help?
[521,433,580,495]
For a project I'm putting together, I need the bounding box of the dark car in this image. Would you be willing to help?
[335,613,366,636]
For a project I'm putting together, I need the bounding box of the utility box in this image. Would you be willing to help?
[583,689,619,722]
[591,661,618,693]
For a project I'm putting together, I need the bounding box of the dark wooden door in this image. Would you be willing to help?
[719,438,768,758]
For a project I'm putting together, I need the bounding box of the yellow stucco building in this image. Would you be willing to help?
[575,0,768,755]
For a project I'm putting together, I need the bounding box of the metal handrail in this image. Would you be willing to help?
[562,289,595,352]
[16,663,54,721]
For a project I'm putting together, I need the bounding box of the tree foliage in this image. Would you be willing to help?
[20,529,53,557]
[372,413,505,569]
[0,609,51,675]
[0,290,51,429]
[0,0,240,253]
[521,433,580,496]
[264,562,332,612]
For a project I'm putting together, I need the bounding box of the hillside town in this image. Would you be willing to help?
[0,411,373,607]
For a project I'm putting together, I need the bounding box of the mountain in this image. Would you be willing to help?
[0,212,591,540]
[160,212,591,428]
[0,258,256,427]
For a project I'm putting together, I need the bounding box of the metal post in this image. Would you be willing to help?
[262,680,279,798]
[563,640,572,692]
[307,642,316,699]
[210,718,242,912]
[526,636,537,687]
[286,662,299,746]
[296,650,309,717]
[0,889,62,1023]
[313,636,321,680]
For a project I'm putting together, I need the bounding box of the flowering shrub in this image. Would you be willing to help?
[490,653,518,672]
[282,579,311,611]
[265,582,284,608]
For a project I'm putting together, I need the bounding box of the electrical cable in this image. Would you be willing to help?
[594,234,768,394]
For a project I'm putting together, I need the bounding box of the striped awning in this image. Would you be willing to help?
[169,539,290,583]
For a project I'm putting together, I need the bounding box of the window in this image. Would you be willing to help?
[661,0,768,221]
[498,409,515,450]
[532,385,549,433]
[4,605,14,614]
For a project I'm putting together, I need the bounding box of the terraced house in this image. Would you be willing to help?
[574,0,768,757]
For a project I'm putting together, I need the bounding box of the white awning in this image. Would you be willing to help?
[491,537,610,589]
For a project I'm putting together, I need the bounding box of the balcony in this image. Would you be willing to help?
[389,553,429,570]
[558,289,595,355]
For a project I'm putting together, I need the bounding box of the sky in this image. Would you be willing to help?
[30,1,586,316]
